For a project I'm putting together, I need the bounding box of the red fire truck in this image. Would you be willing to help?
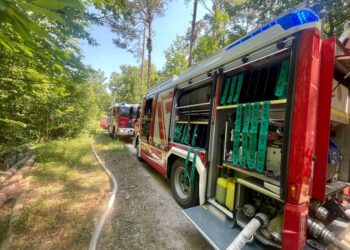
[108,103,140,138]
[134,8,350,250]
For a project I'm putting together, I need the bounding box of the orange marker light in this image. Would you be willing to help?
[290,184,297,199]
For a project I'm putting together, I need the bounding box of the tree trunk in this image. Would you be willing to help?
[147,20,152,89]
[140,24,146,100]
[188,0,198,67]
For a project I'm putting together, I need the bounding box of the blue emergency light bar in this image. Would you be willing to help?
[226,8,319,51]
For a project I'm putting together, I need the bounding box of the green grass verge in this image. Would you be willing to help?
[0,133,110,250]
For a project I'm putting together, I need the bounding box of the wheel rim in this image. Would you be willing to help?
[174,165,192,200]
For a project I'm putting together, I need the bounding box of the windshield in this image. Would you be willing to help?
[119,106,130,117]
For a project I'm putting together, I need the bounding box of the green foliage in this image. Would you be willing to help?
[109,65,141,104]
[110,0,168,89]
[162,35,189,78]
[193,8,231,62]
[1,0,349,153]
[318,0,350,37]
[223,0,350,39]
[87,68,111,113]
[163,0,350,72]
[0,1,119,151]
[109,62,161,103]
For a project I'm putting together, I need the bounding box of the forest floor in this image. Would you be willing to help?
[93,133,211,250]
[0,132,210,249]
[0,134,110,250]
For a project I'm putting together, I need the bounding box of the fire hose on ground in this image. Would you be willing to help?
[89,144,118,250]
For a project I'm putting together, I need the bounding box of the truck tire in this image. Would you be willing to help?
[171,158,199,208]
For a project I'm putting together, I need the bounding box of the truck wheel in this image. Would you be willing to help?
[136,139,142,161]
[171,158,199,208]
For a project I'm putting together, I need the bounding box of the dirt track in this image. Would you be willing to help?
[95,134,211,250]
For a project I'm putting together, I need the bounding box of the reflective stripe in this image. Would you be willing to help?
[256,101,270,173]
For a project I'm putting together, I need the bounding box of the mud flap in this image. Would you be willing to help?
[182,205,264,250]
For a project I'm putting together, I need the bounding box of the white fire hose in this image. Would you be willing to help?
[227,213,269,250]
[89,144,118,250]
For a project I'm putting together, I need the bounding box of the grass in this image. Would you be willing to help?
[0,133,110,250]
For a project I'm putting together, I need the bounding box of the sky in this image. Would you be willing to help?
[80,1,208,80]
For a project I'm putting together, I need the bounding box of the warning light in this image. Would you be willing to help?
[226,8,319,51]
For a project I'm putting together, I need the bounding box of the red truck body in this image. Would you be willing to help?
[134,8,350,250]
[108,103,140,138]
[100,116,108,130]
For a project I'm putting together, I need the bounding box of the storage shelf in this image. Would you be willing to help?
[177,102,211,110]
[175,120,209,125]
[237,177,283,202]
[331,108,349,124]
[217,99,287,110]
[335,55,350,75]
[223,162,280,186]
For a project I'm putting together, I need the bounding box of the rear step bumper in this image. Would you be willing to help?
[183,205,264,250]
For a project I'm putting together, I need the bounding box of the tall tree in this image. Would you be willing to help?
[110,0,167,90]
[162,35,189,77]
[192,8,231,62]
[86,67,111,113]
[110,10,146,97]
[109,65,141,103]
[0,0,121,149]
[223,0,350,39]
[188,0,199,67]
[139,0,167,88]
[140,24,147,99]
[109,62,161,103]
[316,0,350,37]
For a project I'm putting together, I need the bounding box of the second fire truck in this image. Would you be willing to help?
[108,103,140,138]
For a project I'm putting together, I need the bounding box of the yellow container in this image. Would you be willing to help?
[225,178,236,211]
[215,177,229,205]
